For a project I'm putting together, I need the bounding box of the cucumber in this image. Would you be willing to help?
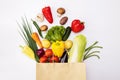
[62,26,71,41]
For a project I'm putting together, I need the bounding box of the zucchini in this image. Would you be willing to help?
[62,26,71,41]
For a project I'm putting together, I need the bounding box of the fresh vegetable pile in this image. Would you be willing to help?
[18,6,102,63]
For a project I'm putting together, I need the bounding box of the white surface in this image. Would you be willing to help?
[0,0,120,80]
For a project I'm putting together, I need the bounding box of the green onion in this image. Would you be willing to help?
[17,16,39,62]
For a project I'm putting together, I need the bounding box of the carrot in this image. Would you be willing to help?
[31,32,43,48]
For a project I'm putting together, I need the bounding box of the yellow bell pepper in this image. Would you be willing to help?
[51,41,65,57]
[20,45,35,59]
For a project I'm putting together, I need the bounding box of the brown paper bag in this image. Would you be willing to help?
[36,63,86,80]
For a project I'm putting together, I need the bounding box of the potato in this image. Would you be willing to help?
[42,39,51,49]
[40,25,48,31]
[60,16,68,25]
[65,40,73,49]
[57,7,65,15]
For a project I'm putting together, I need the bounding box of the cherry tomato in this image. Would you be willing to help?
[50,56,59,62]
[45,49,53,57]
[39,56,48,63]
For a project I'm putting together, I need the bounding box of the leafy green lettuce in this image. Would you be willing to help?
[45,26,65,42]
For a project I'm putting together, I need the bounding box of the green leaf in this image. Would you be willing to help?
[25,16,32,34]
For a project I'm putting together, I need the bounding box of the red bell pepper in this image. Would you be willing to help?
[42,6,53,24]
[71,19,85,33]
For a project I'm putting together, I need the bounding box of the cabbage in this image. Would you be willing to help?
[68,34,87,63]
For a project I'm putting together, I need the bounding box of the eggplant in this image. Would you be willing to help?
[60,51,68,63]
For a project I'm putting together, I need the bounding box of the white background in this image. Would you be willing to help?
[0,0,120,80]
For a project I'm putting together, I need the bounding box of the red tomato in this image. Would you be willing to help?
[39,56,48,63]
[71,19,84,33]
[45,49,53,57]
[50,56,59,62]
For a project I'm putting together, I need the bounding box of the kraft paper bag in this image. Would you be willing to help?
[36,63,86,80]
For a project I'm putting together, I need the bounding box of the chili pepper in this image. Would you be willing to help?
[71,19,85,33]
[32,20,43,38]
[42,6,53,24]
